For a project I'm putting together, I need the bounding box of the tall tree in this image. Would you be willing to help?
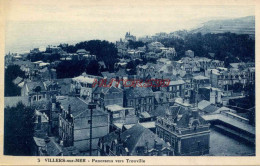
[4,102,35,155]
[5,65,25,96]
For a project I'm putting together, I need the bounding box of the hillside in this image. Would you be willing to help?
[190,16,255,36]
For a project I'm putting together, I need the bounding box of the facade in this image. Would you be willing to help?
[92,86,124,108]
[124,87,155,115]
[21,81,60,103]
[185,50,194,58]
[156,106,210,156]
[70,74,101,102]
[56,96,109,153]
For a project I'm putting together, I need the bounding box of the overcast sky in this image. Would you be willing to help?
[4,0,255,53]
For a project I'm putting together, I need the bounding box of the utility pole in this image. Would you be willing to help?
[88,102,96,156]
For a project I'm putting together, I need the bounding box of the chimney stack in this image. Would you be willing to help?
[68,105,71,115]
[192,109,199,119]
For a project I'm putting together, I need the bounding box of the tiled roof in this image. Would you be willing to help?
[26,81,47,92]
[13,76,23,85]
[106,104,124,112]
[202,104,220,114]
[125,87,154,98]
[198,100,211,110]
[150,104,169,117]
[57,96,106,116]
[121,124,170,155]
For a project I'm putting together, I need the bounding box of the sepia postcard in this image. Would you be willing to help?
[0,0,259,165]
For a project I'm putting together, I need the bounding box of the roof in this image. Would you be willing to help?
[46,137,63,156]
[4,96,30,108]
[150,104,170,117]
[106,104,124,112]
[193,75,209,80]
[120,124,170,155]
[169,79,185,86]
[25,81,47,92]
[198,100,211,110]
[33,137,46,147]
[13,76,23,85]
[33,137,63,156]
[166,105,187,119]
[176,113,208,128]
[72,75,95,84]
[93,86,123,95]
[54,78,72,95]
[202,104,220,114]
[140,121,155,129]
[35,110,49,123]
[57,96,107,118]
[76,49,88,53]
[140,111,151,118]
[202,114,255,135]
[125,87,154,98]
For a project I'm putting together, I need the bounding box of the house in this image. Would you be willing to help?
[156,107,210,156]
[70,74,101,102]
[161,76,185,99]
[93,86,124,108]
[32,137,63,156]
[56,96,109,154]
[34,110,49,138]
[98,124,173,156]
[185,50,194,58]
[21,81,48,102]
[124,87,155,115]
[147,42,164,52]
[105,104,135,124]
[21,81,60,102]
[76,49,89,55]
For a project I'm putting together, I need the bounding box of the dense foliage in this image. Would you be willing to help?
[127,40,145,49]
[28,53,61,63]
[5,65,25,96]
[4,102,35,155]
[158,32,255,65]
[60,40,118,71]
[55,60,88,78]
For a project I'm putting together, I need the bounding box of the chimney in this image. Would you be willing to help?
[192,109,199,119]
[154,140,157,149]
[68,105,71,115]
[44,137,50,143]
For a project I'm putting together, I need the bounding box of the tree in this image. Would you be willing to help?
[86,60,100,76]
[4,102,35,155]
[5,65,25,96]
[55,59,87,78]
[62,40,118,72]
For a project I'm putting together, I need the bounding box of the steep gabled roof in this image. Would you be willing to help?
[121,124,170,155]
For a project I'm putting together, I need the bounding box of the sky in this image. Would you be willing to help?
[4,0,255,53]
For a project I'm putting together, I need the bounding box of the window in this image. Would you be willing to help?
[177,86,179,90]
[169,86,172,91]
[149,98,152,103]
[130,100,133,106]
[38,95,42,100]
